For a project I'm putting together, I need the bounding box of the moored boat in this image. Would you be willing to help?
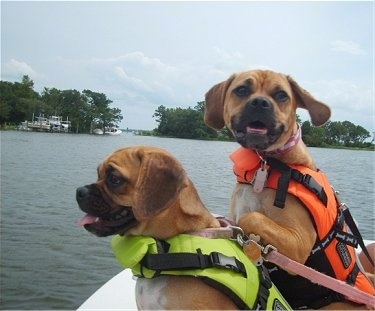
[92,128,104,135]
[104,127,122,135]
[18,114,71,132]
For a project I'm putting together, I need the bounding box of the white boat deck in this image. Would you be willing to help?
[78,269,137,310]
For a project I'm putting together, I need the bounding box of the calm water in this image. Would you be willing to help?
[1,131,374,310]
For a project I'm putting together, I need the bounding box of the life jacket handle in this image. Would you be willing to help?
[265,157,328,208]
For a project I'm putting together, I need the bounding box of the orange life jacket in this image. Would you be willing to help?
[231,147,375,309]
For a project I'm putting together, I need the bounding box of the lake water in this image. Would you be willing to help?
[1,130,374,310]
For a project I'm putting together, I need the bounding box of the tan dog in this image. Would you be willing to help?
[77,145,269,310]
[204,69,374,309]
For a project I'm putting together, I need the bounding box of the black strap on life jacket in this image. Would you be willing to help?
[141,246,273,310]
[253,265,273,310]
[266,157,328,208]
[341,207,375,267]
[268,156,375,268]
[266,157,374,266]
[347,263,361,286]
[140,248,247,277]
[200,267,273,310]
[200,277,249,310]
[312,209,358,255]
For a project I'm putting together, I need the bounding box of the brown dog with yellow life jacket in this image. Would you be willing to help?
[76,145,295,310]
[204,69,375,310]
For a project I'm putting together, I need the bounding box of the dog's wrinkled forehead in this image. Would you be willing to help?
[97,148,141,180]
[228,70,290,96]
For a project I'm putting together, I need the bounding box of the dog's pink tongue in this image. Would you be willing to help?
[79,214,97,226]
[246,126,268,135]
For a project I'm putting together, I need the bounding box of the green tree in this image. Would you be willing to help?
[31,86,123,133]
[60,89,89,133]
[83,90,123,132]
[153,104,219,139]
[41,87,64,116]
[341,121,370,147]
[323,121,346,145]
[153,105,170,135]
[0,75,44,125]
[0,76,125,133]
[353,125,371,145]
[301,121,326,147]
[107,107,123,126]
[0,81,15,123]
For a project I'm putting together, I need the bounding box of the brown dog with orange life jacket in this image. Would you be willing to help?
[204,69,375,310]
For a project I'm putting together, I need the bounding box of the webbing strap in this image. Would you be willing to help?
[347,263,360,286]
[342,207,375,267]
[311,211,358,255]
[266,157,328,208]
[140,248,247,277]
[274,169,291,208]
[253,266,272,310]
[291,170,328,206]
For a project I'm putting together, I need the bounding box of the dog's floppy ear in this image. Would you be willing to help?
[133,150,186,221]
[204,75,235,129]
[287,76,331,126]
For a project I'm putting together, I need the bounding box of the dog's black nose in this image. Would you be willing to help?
[76,186,89,201]
[250,97,271,109]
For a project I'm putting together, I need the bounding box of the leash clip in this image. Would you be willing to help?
[237,233,278,266]
[263,244,277,255]
[333,188,348,211]
[238,234,265,266]
[229,226,245,242]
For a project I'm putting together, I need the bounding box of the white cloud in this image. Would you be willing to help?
[3,50,372,131]
[329,40,366,55]
[2,59,41,80]
[298,79,373,131]
[311,79,371,111]
[113,66,152,93]
[1,1,372,131]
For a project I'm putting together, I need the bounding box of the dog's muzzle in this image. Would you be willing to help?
[76,185,138,237]
[231,97,284,150]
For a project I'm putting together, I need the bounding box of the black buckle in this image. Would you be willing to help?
[301,174,316,193]
[210,252,246,277]
[298,173,328,206]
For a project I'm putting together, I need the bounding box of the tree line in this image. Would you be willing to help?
[301,120,371,148]
[1,75,372,148]
[0,75,123,133]
[152,103,373,149]
[152,101,222,139]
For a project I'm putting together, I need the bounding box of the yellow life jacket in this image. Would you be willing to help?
[231,147,375,309]
[112,233,292,310]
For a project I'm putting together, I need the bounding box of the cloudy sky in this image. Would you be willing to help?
[1,1,373,132]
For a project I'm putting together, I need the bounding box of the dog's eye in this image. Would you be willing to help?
[274,90,289,102]
[107,172,125,188]
[234,86,250,97]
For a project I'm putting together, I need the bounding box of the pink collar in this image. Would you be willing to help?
[261,123,301,156]
[187,215,241,239]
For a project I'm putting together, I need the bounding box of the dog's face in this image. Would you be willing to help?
[76,146,186,237]
[205,70,331,151]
